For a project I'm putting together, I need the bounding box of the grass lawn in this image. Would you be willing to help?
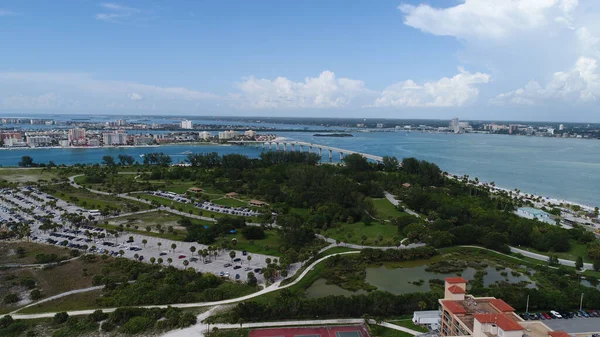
[212,197,249,207]
[370,326,415,337]
[160,181,200,194]
[0,167,61,184]
[103,211,214,241]
[18,289,104,314]
[388,319,429,333]
[229,229,286,257]
[371,198,410,220]
[45,185,150,212]
[0,242,71,265]
[324,221,402,247]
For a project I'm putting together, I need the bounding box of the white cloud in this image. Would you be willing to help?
[101,3,139,12]
[128,92,143,101]
[372,68,491,108]
[234,71,373,109]
[96,2,139,22]
[492,57,600,104]
[399,0,578,40]
[0,72,218,111]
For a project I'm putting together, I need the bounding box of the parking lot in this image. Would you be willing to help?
[544,317,600,333]
[1,187,284,283]
[521,311,600,334]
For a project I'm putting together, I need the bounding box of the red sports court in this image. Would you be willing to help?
[249,325,371,337]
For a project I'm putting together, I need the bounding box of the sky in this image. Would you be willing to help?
[1,0,599,122]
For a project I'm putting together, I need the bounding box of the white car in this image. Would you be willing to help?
[550,310,562,319]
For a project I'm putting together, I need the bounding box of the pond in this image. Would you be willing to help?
[305,263,536,298]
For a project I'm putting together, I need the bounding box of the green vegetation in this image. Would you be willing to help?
[388,319,429,333]
[369,325,415,337]
[371,198,407,220]
[41,183,151,213]
[0,242,71,265]
[19,289,104,314]
[0,167,62,184]
[324,221,403,247]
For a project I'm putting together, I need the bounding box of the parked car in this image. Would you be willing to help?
[235,274,240,280]
[242,250,247,256]
[233,258,241,262]
[579,310,589,317]
[159,252,167,256]
[224,263,232,267]
[233,265,241,269]
[550,311,562,319]
[542,312,552,320]
[190,257,198,262]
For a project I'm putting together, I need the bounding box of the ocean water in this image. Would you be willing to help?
[1,131,598,206]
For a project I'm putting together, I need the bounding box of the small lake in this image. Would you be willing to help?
[305,264,536,298]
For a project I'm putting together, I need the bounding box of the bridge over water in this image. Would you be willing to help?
[228,140,384,162]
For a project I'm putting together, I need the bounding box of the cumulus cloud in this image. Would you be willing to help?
[234,71,373,108]
[0,72,218,111]
[399,0,578,40]
[128,92,143,101]
[492,57,600,105]
[372,68,491,108]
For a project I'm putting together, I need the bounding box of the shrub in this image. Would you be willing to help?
[53,312,69,325]
[0,315,14,329]
[20,278,36,289]
[30,289,42,301]
[101,321,116,332]
[118,316,153,334]
[3,293,19,304]
[88,310,107,322]
[241,226,266,240]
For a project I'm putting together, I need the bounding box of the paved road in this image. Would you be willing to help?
[316,234,426,250]
[509,246,594,269]
[11,251,360,320]
[164,317,420,337]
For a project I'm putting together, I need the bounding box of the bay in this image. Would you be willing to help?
[1,130,599,206]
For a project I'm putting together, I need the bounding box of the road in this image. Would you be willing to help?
[509,246,594,269]
[165,318,421,337]
[10,251,359,320]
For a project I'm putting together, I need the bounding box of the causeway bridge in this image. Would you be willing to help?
[228,140,384,162]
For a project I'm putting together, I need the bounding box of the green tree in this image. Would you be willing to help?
[229,251,236,261]
[190,246,196,256]
[171,243,177,252]
[576,256,584,270]
[102,155,116,166]
[18,156,35,167]
[142,239,147,247]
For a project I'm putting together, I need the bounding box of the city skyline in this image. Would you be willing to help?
[1,1,600,121]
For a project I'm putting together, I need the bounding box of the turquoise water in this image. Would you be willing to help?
[1,131,599,206]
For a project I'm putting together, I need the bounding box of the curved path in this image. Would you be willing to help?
[316,234,426,250]
[165,318,421,337]
[0,255,81,269]
[10,285,104,314]
[11,251,360,320]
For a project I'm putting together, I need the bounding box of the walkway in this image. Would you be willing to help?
[165,318,420,337]
[10,251,360,320]
[384,191,420,218]
[315,234,426,250]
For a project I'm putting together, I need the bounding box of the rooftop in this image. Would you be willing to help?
[445,277,468,284]
[448,285,466,294]
[473,313,523,331]
[442,296,521,332]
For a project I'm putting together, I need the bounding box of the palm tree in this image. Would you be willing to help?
[119,250,124,257]
[167,258,173,265]
[183,260,189,267]
[150,257,156,264]
[157,242,162,250]
[190,246,196,256]
[247,255,252,265]
[171,243,177,252]
[157,257,163,265]
[142,239,147,248]
[229,251,236,261]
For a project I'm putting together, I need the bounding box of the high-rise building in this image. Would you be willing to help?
[559,124,564,131]
[198,131,211,140]
[218,130,240,140]
[102,132,128,145]
[26,136,52,147]
[509,124,519,134]
[450,118,459,133]
[181,120,193,129]
[244,130,257,138]
[68,128,86,146]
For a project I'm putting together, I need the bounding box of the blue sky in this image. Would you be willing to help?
[1,0,599,122]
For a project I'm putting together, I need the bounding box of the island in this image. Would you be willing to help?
[313,133,354,137]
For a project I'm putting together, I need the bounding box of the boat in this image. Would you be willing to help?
[181,151,192,155]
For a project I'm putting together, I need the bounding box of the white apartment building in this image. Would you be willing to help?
[102,132,128,145]
[181,120,193,129]
[26,136,52,147]
[198,131,211,140]
[218,130,240,140]
[244,130,256,138]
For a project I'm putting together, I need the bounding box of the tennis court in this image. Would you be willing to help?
[250,325,370,337]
